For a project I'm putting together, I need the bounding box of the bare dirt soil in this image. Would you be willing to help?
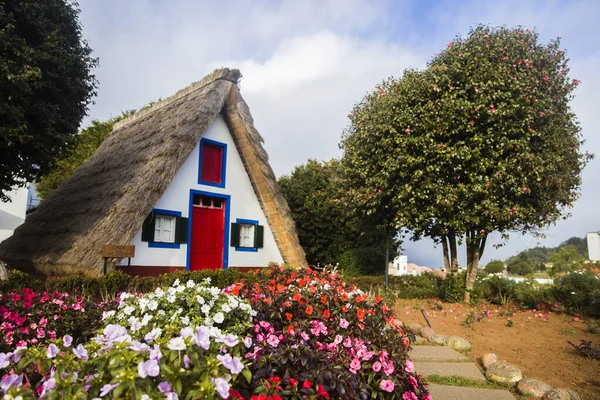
[394,299,600,400]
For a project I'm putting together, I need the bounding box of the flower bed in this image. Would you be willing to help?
[0,266,429,399]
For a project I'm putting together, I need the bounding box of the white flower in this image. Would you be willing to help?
[102,310,115,321]
[147,300,158,311]
[201,305,211,315]
[141,395,152,400]
[173,279,181,287]
[166,295,176,304]
[157,310,166,316]
[181,316,190,326]
[196,295,205,305]
[186,280,195,288]
[123,306,135,316]
[221,304,231,314]
[141,314,153,327]
[167,337,186,351]
[213,312,225,324]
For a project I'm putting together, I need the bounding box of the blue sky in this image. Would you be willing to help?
[76,0,600,268]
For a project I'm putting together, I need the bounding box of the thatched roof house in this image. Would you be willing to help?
[0,68,307,277]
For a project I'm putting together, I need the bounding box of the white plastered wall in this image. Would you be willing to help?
[0,186,28,244]
[118,115,284,270]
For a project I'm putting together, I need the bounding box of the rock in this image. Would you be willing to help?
[481,353,499,369]
[542,388,581,400]
[429,334,447,345]
[518,378,552,398]
[406,323,423,335]
[485,360,522,385]
[428,269,446,279]
[420,327,436,340]
[446,335,472,351]
[413,335,428,345]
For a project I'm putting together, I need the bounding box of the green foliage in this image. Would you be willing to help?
[36,115,131,199]
[552,271,600,317]
[440,272,467,303]
[278,159,394,265]
[505,237,588,271]
[340,25,592,301]
[484,260,505,274]
[349,273,442,299]
[339,246,389,276]
[507,257,534,276]
[548,244,586,275]
[0,0,97,201]
[0,268,261,301]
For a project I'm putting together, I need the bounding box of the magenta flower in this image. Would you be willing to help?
[402,391,418,400]
[373,361,382,372]
[404,359,414,373]
[380,379,395,392]
[383,361,394,376]
[339,318,349,329]
[266,334,280,347]
[349,357,361,373]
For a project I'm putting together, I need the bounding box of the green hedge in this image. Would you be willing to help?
[348,273,443,299]
[0,268,264,300]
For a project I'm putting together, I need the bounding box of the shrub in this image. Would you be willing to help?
[1,279,255,399]
[339,247,386,276]
[0,288,110,353]
[350,274,442,299]
[224,266,430,399]
[440,272,466,303]
[553,270,600,317]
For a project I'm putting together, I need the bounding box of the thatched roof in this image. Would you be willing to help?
[0,68,307,276]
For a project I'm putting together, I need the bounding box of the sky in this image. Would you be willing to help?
[76,0,600,269]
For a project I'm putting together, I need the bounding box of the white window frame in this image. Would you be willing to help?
[154,215,176,243]
[239,224,256,248]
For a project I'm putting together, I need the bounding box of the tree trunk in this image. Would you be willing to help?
[464,231,485,303]
[449,232,458,272]
[442,236,450,270]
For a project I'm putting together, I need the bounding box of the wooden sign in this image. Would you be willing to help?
[101,245,135,258]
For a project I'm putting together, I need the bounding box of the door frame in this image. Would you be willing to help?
[186,189,231,271]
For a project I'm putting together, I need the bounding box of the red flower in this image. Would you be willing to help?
[229,389,244,399]
[302,380,312,389]
[317,384,330,399]
[342,305,348,313]
[323,310,330,319]
[267,376,282,384]
[357,308,365,321]
[288,378,298,388]
[374,296,382,304]
[285,313,293,321]
[305,305,313,315]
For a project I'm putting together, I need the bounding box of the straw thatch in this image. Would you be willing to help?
[0,68,306,276]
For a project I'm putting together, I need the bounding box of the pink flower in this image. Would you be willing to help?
[266,334,280,347]
[380,379,395,393]
[343,337,353,348]
[373,361,382,372]
[404,359,414,373]
[350,357,361,372]
[403,392,418,400]
[421,394,432,400]
[383,361,395,376]
[409,375,418,389]
[339,318,349,329]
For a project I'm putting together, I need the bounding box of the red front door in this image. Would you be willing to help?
[190,196,225,270]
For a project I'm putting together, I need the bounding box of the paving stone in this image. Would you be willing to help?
[414,361,486,381]
[486,360,522,385]
[408,346,470,362]
[446,335,472,351]
[482,353,499,369]
[542,388,581,400]
[518,378,552,398]
[429,333,447,345]
[427,384,516,400]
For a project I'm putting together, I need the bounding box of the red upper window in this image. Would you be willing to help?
[200,142,223,184]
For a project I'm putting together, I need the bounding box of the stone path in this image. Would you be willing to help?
[408,346,516,400]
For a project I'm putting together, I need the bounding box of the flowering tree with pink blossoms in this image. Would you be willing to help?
[341,25,593,302]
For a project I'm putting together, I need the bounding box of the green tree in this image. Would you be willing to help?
[36,114,132,199]
[278,159,394,269]
[340,26,592,301]
[548,244,585,275]
[485,259,505,274]
[507,257,533,276]
[0,0,97,201]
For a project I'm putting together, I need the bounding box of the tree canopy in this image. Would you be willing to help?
[278,159,394,270]
[0,0,97,201]
[484,259,505,274]
[340,25,592,301]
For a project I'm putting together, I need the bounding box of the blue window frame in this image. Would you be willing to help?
[198,138,227,188]
[234,218,259,252]
[147,209,183,249]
